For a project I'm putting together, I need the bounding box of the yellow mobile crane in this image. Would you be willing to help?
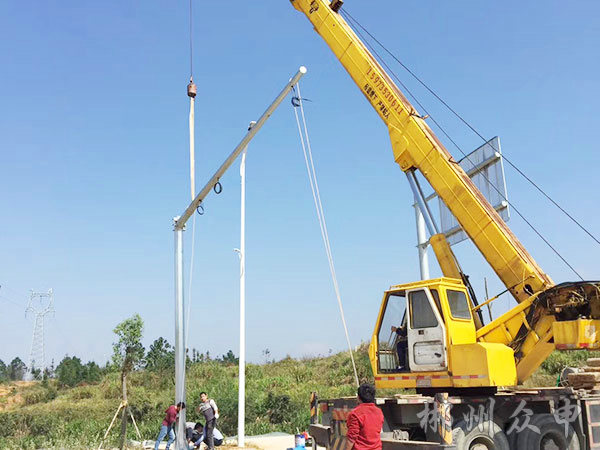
[291,1,600,449]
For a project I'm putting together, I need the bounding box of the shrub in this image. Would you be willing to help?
[264,392,295,424]
[541,350,600,375]
[0,345,383,445]
[22,386,57,405]
[69,386,94,400]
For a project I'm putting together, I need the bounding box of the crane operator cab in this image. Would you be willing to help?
[368,277,518,390]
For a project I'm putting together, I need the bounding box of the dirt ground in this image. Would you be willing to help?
[241,433,297,450]
[0,381,34,410]
[230,433,324,450]
[145,433,320,450]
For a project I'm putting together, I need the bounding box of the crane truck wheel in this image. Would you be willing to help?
[515,413,580,450]
[452,420,509,450]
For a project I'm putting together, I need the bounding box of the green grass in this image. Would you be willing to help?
[523,349,600,388]
[0,346,373,449]
[2,346,595,449]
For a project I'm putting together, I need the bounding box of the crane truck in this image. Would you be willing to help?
[290,1,600,449]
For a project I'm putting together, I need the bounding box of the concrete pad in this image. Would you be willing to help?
[241,433,325,450]
[243,433,296,450]
[142,433,325,450]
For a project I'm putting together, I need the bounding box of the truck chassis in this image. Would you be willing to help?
[309,387,600,449]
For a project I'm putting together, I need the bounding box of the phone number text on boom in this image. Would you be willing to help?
[364,67,405,120]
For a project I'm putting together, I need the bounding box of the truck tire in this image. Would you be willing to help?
[452,420,510,450]
[515,414,580,450]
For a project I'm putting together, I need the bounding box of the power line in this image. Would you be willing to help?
[0,295,21,307]
[0,285,24,307]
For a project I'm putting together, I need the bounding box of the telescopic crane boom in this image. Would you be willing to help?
[291,0,600,387]
[291,0,551,302]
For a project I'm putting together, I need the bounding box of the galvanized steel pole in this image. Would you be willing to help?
[173,219,186,449]
[172,68,307,450]
[238,121,255,448]
[414,201,430,280]
[238,143,246,447]
[406,171,438,236]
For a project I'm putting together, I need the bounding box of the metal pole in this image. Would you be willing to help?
[238,145,246,447]
[40,314,45,378]
[406,171,438,236]
[187,0,196,201]
[189,88,196,200]
[175,66,307,230]
[237,121,254,448]
[174,219,187,449]
[414,200,430,280]
[171,68,307,450]
[484,277,493,322]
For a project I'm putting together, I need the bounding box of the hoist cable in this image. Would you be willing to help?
[179,0,196,420]
[189,0,193,79]
[343,10,584,281]
[345,11,583,281]
[342,9,600,249]
[500,158,600,247]
[292,82,360,387]
[185,0,197,351]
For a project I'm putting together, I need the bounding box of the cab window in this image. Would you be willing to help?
[377,292,406,372]
[447,290,471,319]
[409,290,438,329]
[378,292,406,349]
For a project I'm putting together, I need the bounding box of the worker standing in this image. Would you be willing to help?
[196,392,219,450]
[154,402,185,450]
[346,384,383,450]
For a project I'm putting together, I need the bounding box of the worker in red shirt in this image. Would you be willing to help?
[346,384,384,450]
[154,401,185,450]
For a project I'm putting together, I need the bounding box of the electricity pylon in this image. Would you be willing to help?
[25,289,54,380]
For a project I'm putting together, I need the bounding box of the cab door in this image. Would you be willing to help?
[407,288,447,372]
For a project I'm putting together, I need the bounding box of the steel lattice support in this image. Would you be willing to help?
[26,289,54,380]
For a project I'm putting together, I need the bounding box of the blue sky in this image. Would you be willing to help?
[1,1,599,368]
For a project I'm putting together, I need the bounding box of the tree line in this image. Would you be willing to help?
[0,356,105,386]
[0,326,238,387]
